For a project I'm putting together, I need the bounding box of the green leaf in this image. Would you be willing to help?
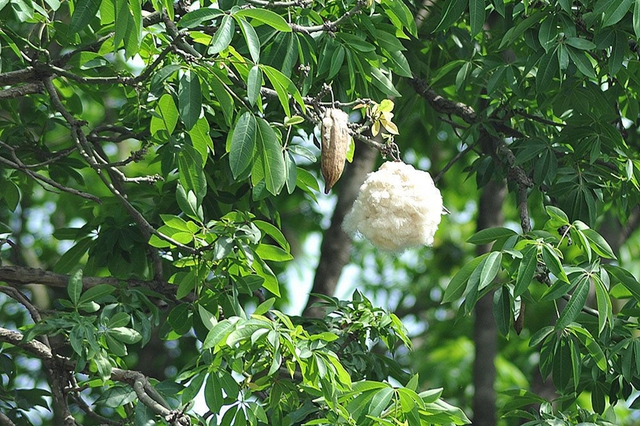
[108,312,130,328]
[499,11,544,49]
[182,371,206,404]
[234,9,292,32]
[68,269,83,306]
[209,73,235,127]
[109,327,142,344]
[634,0,640,38]
[370,67,402,97]
[493,286,511,336]
[555,275,589,330]
[255,244,293,262]
[176,270,198,300]
[582,229,616,259]
[514,246,537,297]
[568,324,607,371]
[178,8,224,28]
[255,118,285,195]
[552,337,572,392]
[468,0,485,36]
[433,0,466,33]
[328,46,345,80]
[176,184,203,222]
[150,94,179,136]
[237,17,260,63]
[178,144,206,200]
[593,276,612,335]
[188,116,214,162]
[229,112,257,180]
[246,65,262,106]
[253,298,275,316]
[167,303,192,335]
[541,245,568,283]
[467,227,517,245]
[254,220,290,251]
[369,387,394,418]
[605,265,640,301]
[442,254,488,303]
[178,70,202,131]
[54,237,93,274]
[602,0,634,27]
[69,0,101,34]
[479,251,502,291]
[565,37,596,50]
[105,331,132,354]
[203,319,237,349]
[78,284,115,305]
[536,51,559,93]
[210,14,235,55]
[567,47,596,79]
[261,65,304,117]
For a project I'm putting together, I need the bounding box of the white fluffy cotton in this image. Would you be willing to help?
[343,161,443,251]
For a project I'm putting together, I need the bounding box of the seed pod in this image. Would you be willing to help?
[320,108,350,193]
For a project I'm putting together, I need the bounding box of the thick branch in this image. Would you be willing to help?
[0,265,171,295]
[0,327,189,426]
[0,82,43,99]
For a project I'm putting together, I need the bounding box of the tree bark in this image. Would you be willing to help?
[472,179,507,426]
[303,144,378,318]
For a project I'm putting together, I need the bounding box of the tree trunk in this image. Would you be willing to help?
[472,179,507,426]
[303,144,377,318]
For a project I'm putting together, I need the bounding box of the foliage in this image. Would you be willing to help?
[1,0,640,424]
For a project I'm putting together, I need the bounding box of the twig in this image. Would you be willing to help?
[433,141,477,184]
[289,1,364,34]
[0,143,100,202]
[245,0,312,7]
[43,77,197,257]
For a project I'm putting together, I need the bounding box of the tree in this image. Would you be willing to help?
[1,0,640,424]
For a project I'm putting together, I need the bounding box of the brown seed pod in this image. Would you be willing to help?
[320,108,350,193]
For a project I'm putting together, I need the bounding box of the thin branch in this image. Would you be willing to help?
[245,0,312,7]
[290,1,364,34]
[70,392,123,426]
[42,77,197,256]
[409,76,534,232]
[0,142,100,202]
[433,141,477,184]
[513,108,566,127]
[111,369,190,426]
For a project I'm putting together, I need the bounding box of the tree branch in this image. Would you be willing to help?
[290,1,363,33]
[0,265,176,297]
[0,82,43,99]
[0,142,101,203]
[0,327,189,426]
[42,77,197,259]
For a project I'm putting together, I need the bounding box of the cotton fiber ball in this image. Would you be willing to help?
[343,161,443,251]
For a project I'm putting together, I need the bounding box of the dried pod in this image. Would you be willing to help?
[320,108,350,193]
